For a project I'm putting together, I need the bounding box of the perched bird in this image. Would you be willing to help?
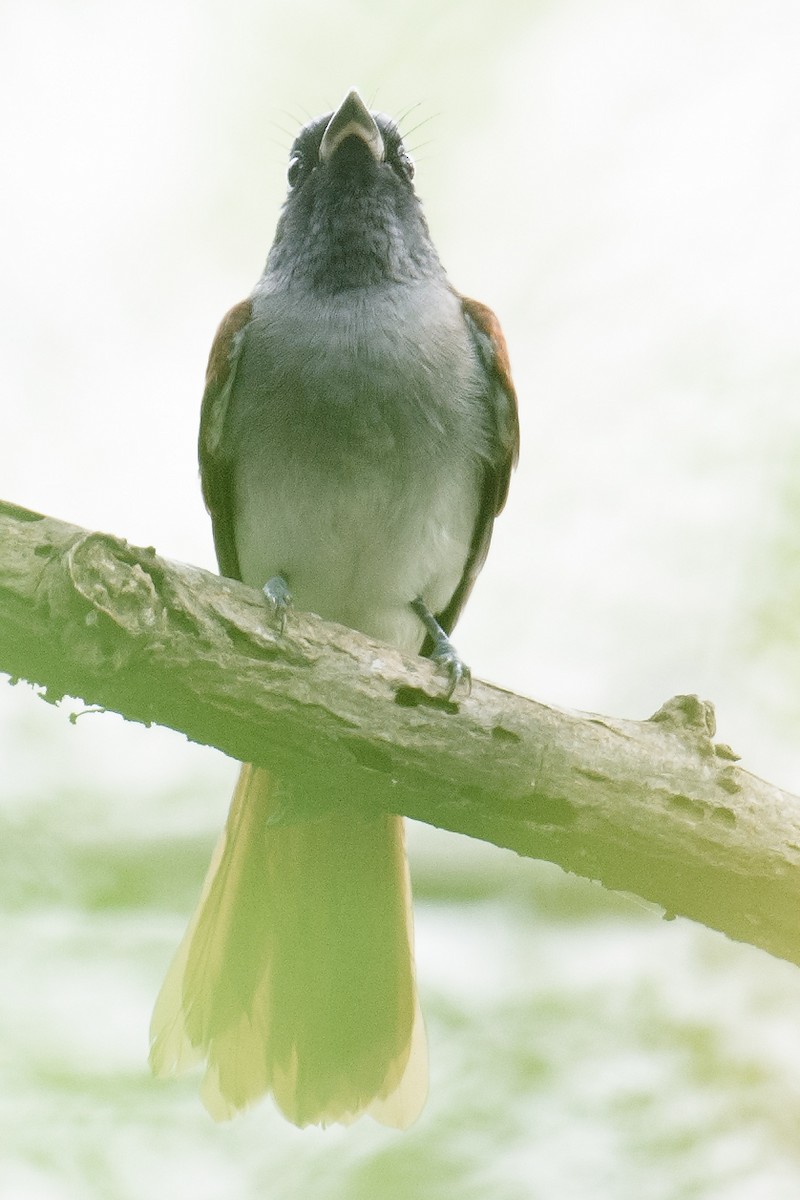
[149,89,519,1129]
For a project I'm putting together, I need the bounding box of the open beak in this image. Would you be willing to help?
[319,89,385,164]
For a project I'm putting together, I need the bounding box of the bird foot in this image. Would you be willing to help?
[411,596,472,699]
[263,575,293,634]
[430,642,472,699]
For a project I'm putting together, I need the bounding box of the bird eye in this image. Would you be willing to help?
[287,155,304,188]
[395,147,415,181]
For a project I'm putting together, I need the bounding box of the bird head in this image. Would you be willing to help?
[265,90,444,292]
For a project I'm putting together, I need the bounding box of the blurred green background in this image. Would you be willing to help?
[3,0,800,1196]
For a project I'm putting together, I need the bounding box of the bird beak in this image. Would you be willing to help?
[319,90,385,164]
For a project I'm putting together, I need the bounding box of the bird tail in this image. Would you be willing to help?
[149,763,427,1128]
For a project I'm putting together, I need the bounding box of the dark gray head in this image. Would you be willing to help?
[265,90,445,292]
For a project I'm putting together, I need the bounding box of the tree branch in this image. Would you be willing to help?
[3,497,800,968]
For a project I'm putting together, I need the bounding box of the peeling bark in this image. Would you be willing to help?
[2,498,800,968]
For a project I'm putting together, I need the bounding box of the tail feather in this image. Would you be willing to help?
[150,764,427,1128]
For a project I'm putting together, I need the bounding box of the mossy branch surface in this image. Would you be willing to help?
[2,498,800,966]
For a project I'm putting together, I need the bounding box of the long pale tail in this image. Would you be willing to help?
[149,764,427,1128]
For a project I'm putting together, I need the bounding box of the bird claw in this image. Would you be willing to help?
[431,646,472,699]
[410,595,472,700]
[263,575,293,635]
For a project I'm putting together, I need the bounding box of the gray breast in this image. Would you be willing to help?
[227,280,489,651]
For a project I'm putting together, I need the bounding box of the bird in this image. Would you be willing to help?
[149,89,519,1129]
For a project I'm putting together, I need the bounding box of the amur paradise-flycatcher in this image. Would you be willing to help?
[149,90,519,1129]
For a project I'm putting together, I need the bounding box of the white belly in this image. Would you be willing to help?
[234,447,480,654]
[229,282,488,654]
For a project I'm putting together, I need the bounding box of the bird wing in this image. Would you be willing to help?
[198,299,253,580]
[198,294,519,636]
[434,295,520,636]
